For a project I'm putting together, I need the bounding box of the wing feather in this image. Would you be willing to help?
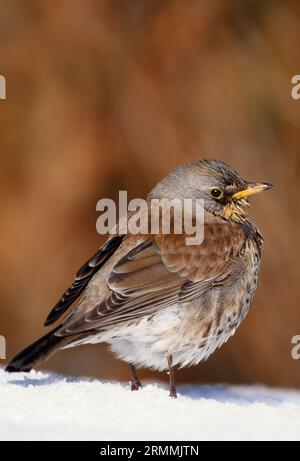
[44,235,125,326]
[59,224,246,334]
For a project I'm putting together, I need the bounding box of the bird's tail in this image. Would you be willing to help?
[5,327,72,372]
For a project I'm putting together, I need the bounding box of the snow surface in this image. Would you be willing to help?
[1,368,300,441]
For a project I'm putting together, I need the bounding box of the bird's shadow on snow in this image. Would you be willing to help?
[7,372,92,388]
[5,371,300,407]
[180,384,300,406]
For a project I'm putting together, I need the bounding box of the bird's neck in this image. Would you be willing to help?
[207,210,263,250]
[238,218,264,249]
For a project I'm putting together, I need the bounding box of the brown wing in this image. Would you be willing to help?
[58,223,246,334]
[44,235,125,326]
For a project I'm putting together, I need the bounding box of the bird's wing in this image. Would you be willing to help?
[44,235,125,326]
[58,223,246,334]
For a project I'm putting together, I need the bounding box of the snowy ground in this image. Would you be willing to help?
[1,368,300,441]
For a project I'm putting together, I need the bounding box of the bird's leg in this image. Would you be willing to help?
[167,355,177,398]
[128,363,142,391]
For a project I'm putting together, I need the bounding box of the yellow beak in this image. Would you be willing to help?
[232,182,273,201]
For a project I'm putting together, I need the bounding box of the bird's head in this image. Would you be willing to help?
[150,158,273,225]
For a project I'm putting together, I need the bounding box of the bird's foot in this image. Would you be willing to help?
[169,386,177,399]
[131,378,142,391]
[129,364,142,391]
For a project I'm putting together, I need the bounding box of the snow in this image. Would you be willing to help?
[1,368,300,441]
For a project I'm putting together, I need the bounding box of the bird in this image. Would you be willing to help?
[6,158,272,398]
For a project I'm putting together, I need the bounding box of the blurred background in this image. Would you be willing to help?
[0,0,299,387]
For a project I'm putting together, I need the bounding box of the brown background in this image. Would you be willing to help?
[0,0,299,387]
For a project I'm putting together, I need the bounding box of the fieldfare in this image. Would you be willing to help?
[6,159,272,398]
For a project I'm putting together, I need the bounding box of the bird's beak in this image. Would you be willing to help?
[232,182,273,201]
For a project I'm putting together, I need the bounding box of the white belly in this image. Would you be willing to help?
[69,302,239,371]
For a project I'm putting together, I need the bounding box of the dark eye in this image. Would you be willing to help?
[210,188,223,199]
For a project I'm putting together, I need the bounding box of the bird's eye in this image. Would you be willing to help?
[210,188,223,199]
